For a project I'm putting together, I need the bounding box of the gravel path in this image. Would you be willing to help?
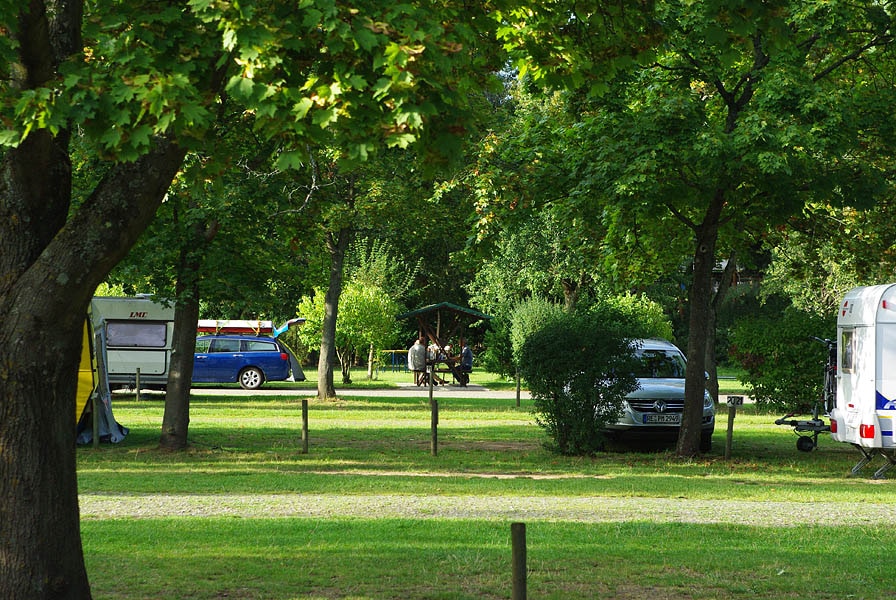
[79,492,894,527]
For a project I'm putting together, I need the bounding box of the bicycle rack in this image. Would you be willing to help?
[775,337,836,452]
[775,404,831,452]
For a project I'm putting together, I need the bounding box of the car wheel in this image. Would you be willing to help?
[239,367,264,390]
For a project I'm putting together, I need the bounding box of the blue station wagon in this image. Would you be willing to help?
[193,334,295,390]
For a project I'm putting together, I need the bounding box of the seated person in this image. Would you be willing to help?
[407,337,427,385]
[452,338,474,386]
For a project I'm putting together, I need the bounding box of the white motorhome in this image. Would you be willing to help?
[89,295,175,390]
[830,283,896,477]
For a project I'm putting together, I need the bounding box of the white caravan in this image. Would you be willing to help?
[89,295,175,390]
[830,283,896,478]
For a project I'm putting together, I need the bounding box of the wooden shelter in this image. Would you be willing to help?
[398,302,492,385]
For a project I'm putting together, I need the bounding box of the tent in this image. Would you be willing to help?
[76,317,129,445]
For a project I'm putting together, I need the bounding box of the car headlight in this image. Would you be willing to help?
[703,392,714,409]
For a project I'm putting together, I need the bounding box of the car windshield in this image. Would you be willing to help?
[633,349,686,378]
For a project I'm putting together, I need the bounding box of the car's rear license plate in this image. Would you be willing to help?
[644,414,681,424]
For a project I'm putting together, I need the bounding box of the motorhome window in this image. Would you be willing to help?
[106,321,167,348]
[243,340,277,352]
[840,330,855,373]
[210,339,241,353]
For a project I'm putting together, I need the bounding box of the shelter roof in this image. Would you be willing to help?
[397,302,492,321]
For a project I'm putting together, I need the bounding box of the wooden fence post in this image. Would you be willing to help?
[511,522,526,600]
[301,399,309,454]
[430,397,439,456]
[429,365,438,456]
[725,395,743,460]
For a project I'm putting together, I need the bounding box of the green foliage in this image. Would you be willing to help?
[761,201,896,318]
[5,1,504,164]
[599,292,675,342]
[728,307,836,412]
[509,297,567,367]
[296,289,326,353]
[495,2,658,96]
[518,309,639,455]
[297,281,402,383]
[345,237,420,303]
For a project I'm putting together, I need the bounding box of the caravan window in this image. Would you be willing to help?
[841,330,855,374]
[106,321,168,348]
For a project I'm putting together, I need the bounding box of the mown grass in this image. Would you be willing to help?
[78,385,896,599]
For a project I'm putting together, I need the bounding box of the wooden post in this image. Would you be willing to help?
[301,399,309,454]
[515,371,521,408]
[92,391,99,449]
[725,396,743,460]
[511,522,527,600]
[430,397,439,456]
[135,367,141,402]
[428,364,438,455]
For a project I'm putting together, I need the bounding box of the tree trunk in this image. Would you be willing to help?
[318,227,353,399]
[336,347,353,384]
[160,281,199,450]
[1,134,185,598]
[704,252,737,402]
[677,192,724,457]
[159,205,219,451]
[1,7,183,588]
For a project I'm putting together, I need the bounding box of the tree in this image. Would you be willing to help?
[729,307,835,412]
[0,2,504,596]
[297,237,412,385]
[498,1,896,455]
[761,200,896,317]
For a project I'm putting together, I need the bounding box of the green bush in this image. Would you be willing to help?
[728,307,835,412]
[599,292,675,341]
[518,310,639,455]
[510,297,567,367]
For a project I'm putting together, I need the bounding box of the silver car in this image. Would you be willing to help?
[606,338,715,451]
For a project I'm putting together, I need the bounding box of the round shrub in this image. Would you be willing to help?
[519,311,639,455]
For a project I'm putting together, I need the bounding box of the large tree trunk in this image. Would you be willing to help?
[677,192,724,457]
[0,6,184,589]
[317,227,353,399]
[0,133,185,598]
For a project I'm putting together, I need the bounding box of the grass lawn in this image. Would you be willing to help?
[77,376,895,599]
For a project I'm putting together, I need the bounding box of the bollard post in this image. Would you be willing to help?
[301,399,309,454]
[430,398,439,456]
[511,522,527,600]
[92,391,99,449]
[725,395,743,460]
[428,365,438,456]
